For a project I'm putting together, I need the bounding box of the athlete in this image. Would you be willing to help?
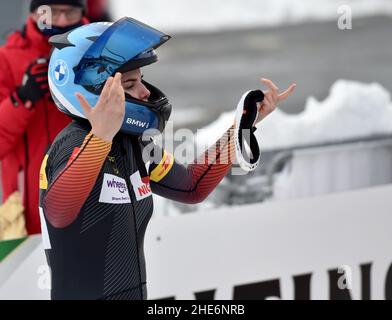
[39,17,295,300]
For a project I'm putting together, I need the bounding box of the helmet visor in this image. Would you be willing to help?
[74,17,170,86]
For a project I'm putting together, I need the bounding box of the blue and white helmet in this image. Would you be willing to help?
[48,17,172,135]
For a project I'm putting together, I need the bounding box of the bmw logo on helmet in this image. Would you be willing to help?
[52,59,69,86]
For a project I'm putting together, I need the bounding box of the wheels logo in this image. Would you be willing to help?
[52,59,69,86]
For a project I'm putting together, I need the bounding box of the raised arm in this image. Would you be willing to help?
[41,73,125,228]
[149,126,235,204]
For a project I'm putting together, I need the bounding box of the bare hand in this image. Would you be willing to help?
[255,78,296,125]
[75,73,125,142]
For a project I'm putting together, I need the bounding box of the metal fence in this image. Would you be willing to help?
[171,135,392,214]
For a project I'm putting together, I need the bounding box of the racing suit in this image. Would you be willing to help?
[39,120,235,300]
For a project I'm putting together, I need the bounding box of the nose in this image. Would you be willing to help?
[139,84,151,102]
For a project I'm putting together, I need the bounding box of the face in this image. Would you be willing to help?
[121,69,151,102]
[32,4,83,27]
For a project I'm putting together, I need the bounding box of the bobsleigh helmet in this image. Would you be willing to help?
[48,17,172,136]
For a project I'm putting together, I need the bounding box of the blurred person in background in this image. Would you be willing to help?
[0,0,89,238]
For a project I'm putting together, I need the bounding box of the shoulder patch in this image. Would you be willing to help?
[150,150,174,183]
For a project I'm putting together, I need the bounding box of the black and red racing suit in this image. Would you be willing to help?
[39,120,235,300]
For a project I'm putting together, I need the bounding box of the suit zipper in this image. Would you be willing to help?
[121,139,144,299]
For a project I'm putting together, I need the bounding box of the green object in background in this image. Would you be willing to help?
[0,238,27,263]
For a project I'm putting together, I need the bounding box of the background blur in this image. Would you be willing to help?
[1,0,392,214]
[1,0,391,127]
[113,0,392,132]
[1,0,392,301]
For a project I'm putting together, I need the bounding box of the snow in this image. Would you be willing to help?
[197,80,392,151]
[110,0,392,33]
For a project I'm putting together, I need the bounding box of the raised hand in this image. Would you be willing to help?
[255,78,296,124]
[75,72,125,142]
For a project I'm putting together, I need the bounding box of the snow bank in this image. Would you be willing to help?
[197,80,392,151]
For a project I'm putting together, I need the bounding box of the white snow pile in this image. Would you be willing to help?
[111,0,392,33]
[197,80,392,151]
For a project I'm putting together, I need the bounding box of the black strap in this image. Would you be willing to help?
[238,90,263,165]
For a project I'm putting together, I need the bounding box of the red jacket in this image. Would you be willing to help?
[0,17,73,235]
